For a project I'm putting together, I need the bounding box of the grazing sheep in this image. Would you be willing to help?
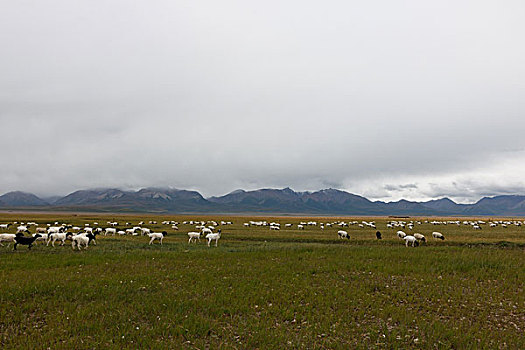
[397,231,407,239]
[201,227,213,236]
[297,224,304,230]
[148,231,167,245]
[338,230,350,239]
[0,224,11,229]
[206,229,221,247]
[47,232,73,247]
[376,231,382,240]
[32,233,49,244]
[188,231,201,243]
[35,227,47,234]
[413,233,426,243]
[71,233,95,250]
[79,230,99,245]
[432,232,445,240]
[105,228,117,236]
[14,233,41,250]
[47,226,65,234]
[16,225,29,234]
[0,233,16,247]
[403,235,419,247]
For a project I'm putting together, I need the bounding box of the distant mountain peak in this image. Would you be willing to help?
[428,197,457,204]
[228,189,246,195]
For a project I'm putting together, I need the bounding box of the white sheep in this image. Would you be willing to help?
[413,233,426,243]
[16,225,29,234]
[47,226,65,234]
[432,232,445,240]
[188,231,201,243]
[104,228,117,236]
[397,231,407,239]
[337,230,350,239]
[71,233,93,250]
[0,233,16,247]
[47,232,73,247]
[201,227,213,235]
[206,230,221,247]
[76,231,99,246]
[403,235,419,247]
[32,233,49,244]
[0,224,11,229]
[148,231,167,245]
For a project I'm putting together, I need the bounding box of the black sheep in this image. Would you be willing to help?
[14,233,41,250]
[376,231,382,240]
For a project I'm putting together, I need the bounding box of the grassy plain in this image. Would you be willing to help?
[0,213,523,349]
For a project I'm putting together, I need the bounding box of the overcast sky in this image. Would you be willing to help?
[1,1,524,203]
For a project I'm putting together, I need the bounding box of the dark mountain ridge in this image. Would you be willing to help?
[1,187,525,216]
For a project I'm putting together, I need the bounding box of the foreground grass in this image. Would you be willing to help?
[0,214,524,348]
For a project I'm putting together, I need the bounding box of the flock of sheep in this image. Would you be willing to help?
[0,219,231,250]
[242,219,448,247]
[0,223,102,250]
[0,217,519,251]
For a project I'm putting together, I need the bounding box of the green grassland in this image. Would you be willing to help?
[0,213,523,349]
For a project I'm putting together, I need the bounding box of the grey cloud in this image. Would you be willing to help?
[384,184,418,192]
[1,1,525,202]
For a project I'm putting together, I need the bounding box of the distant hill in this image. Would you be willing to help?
[469,195,525,216]
[0,191,49,207]
[419,198,466,212]
[208,188,380,214]
[1,187,525,216]
[53,188,214,212]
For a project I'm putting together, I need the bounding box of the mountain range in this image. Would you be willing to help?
[1,188,525,216]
